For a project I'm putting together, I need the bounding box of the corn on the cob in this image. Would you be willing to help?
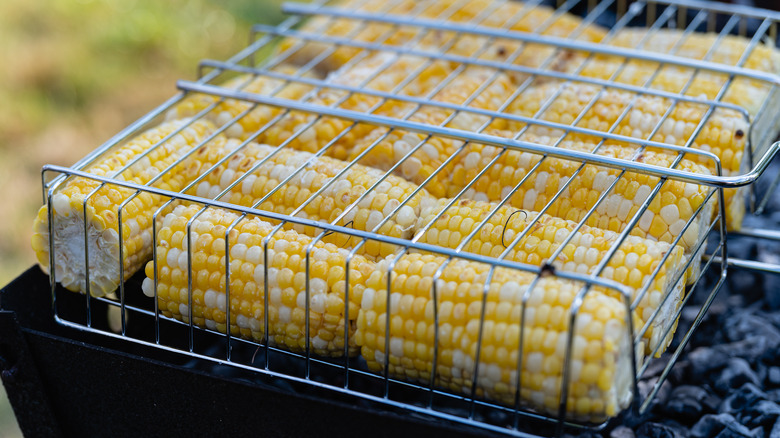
[594,28,780,116]
[190,141,436,258]
[502,80,746,228]
[142,204,375,357]
[262,51,452,161]
[347,68,514,197]
[165,66,317,140]
[415,199,687,355]
[355,252,639,421]
[31,119,218,297]
[446,133,713,253]
[280,0,606,74]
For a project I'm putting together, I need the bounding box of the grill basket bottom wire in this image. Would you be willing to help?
[28,0,780,435]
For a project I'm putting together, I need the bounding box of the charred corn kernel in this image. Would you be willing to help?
[31,119,217,296]
[446,133,713,255]
[142,204,375,357]
[262,51,452,161]
[355,253,639,422]
[504,81,747,229]
[349,68,514,197]
[191,141,436,258]
[416,199,687,355]
[166,67,317,140]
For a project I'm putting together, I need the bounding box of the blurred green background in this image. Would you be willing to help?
[0,0,284,435]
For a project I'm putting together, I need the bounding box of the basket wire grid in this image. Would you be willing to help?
[38,0,780,435]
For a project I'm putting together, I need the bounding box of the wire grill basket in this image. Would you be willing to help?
[36,0,780,435]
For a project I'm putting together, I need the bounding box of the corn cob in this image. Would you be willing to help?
[347,68,514,197]
[280,0,606,74]
[503,81,747,229]
[446,133,713,253]
[190,141,437,259]
[142,204,375,357]
[262,51,452,161]
[277,0,429,73]
[31,119,218,296]
[415,198,687,355]
[355,252,639,421]
[165,66,317,140]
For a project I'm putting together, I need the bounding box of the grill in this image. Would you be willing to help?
[4,0,780,436]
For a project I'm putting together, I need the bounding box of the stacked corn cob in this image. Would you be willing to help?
[142,204,374,357]
[444,133,714,252]
[414,199,687,356]
[188,140,436,258]
[32,119,219,296]
[519,28,780,230]
[355,253,637,421]
[499,81,744,226]
[279,0,607,74]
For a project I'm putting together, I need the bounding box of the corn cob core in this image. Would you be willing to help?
[262,52,452,161]
[415,198,687,354]
[446,133,713,252]
[355,253,637,421]
[31,119,216,296]
[142,204,374,357]
[192,141,437,258]
[503,81,746,229]
[348,68,514,197]
[165,67,316,140]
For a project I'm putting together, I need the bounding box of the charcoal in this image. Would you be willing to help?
[716,359,762,393]
[739,400,780,429]
[770,390,780,404]
[690,347,730,377]
[723,312,780,349]
[610,426,636,438]
[663,385,715,419]
[691,413,760,438]
[769,368,780,387]
[636,422,677,438]
[720,384,768,415]
[771,419,780,438]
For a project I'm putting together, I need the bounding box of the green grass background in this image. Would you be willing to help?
[0,0,285,434]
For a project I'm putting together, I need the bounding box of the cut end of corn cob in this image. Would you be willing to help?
[142,204,375,357]
[355,253,639,422]
[32,119,217,297]
[414,198,687,355]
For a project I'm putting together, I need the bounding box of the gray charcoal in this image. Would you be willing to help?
[690,347,731,377]
[611,426,636,438]
[716,359,762,394]
[636,422,677,438]
[770,390,780,404]
[771,419,780,438]
[664,385,714,419]
[770,368,780,387]
[739,400,780,429]
[723,312,780,348]
[721,384,768,415]
[691,413,760,438]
